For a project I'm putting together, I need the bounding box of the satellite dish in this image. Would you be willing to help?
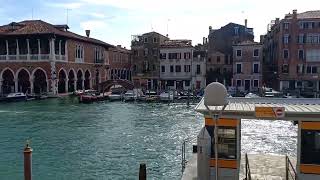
[204,82,228,106]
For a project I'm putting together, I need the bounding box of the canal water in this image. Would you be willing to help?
[0,98,297,180]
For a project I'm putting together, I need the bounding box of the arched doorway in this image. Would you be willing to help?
[17,69,30,93]
[2,69,15,94]
[84,70,91,90]
[76,70,83,90]
[58,69,67,93]
[33,69,47,94]
[68,70,75,92]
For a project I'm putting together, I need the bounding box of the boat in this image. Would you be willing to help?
[143,90,159,102]
[123,90,137,102]
[5,92,27,102]
[159,91,174,102]
[79,94,98,103]
[245,92,260,98]
[108,93,122,101]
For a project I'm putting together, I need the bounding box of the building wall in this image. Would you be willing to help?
[232,43,263,92]
[108,46,132,81]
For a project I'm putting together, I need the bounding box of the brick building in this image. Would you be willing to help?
[263,10,320,97]
[108,45,132,81]
[207,22,254,86]
[0,20,113,95]
[232,41,263,93]
[131,32,169,90]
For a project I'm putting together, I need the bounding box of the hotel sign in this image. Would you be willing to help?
[255,107,285,118]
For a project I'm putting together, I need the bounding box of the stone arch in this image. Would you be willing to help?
[76,69,84,90]
[58,68,67,93]
[84,69,91,90]
[1,68,15,94]
[17,68,30,93]
[68,69,76,92]
[33,68,48,94]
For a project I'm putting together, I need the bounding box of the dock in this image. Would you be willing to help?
[182,154,297,180]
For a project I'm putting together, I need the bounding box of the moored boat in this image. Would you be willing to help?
[123,90,137,102]
[5,92,27,102]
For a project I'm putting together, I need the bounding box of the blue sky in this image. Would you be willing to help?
[0,0,318,48]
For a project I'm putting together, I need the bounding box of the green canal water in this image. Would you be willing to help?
[0,98,297,180]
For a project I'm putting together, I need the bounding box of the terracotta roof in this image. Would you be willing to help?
[160,39,193,48]
[0,20,113,48]
[297,10,320,19]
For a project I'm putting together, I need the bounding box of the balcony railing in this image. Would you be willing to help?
[0,54,66,61]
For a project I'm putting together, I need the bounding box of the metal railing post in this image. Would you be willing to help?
[286,156,289,180]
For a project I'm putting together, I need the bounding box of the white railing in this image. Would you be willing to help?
[0,54,53,61]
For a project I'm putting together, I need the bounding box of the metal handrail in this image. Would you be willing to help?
[245,153,252,180]
[286,155,298,180]
[181,140,186,174]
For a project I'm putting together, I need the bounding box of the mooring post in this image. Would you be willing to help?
[24,142,32,180]
[139,163,146,180]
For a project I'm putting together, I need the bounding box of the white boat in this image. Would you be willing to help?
[6,92,27,102]
[159,91,174,102]
[124,90,137,102]
[108,93,122,101]
[245,93,260,98]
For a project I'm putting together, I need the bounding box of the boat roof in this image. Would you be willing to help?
[195,97,320,121]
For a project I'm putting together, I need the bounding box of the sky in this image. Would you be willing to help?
[0,0,319,48]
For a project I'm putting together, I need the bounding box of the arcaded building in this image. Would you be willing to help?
[0,20,113,95]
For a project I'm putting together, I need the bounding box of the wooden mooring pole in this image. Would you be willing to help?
[24,142,32,180]
[139,163,146,180]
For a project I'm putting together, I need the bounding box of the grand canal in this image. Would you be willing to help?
[0,98,297,180]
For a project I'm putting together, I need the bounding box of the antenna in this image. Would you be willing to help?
[66,9,71,25]
[31,8,34,20]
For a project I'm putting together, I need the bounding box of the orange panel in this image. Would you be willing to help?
[210,159,237,169]
[300,164,320,174]
[301,122,320,130]
[205,118,238,127]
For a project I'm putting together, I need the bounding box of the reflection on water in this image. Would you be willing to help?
[0,98,296,179]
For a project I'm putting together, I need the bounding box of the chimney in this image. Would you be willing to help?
[293,9,297,19]
[275,18,280,24]
[203,37,206,45]
[206,38,208,44]
[117,45,121,48]
[85,30,90,37]
[245,19,248,28]
[209,26,212,34]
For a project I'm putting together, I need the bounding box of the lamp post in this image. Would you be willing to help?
[203,82,229,180]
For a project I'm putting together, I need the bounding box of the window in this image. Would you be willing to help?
[299,22,304,29]
[236,63,242,74]
[253,49,259,57]
[208,58,211,62]
[144,37,148,43]
[253,80,259,87]
[312,66,318,74]
[196,65,201,74]
[170,65,174,72]
[297,64,304,74]
[283,49,289,59]
[234,27,239,36]
[236,50,242,57]
[184,52,191,59]
[208,126,237,159]
[185,80,190,87]
[284,23,289,30]
[236,80,242,87]
[217,56,221,63]
[283,34,289,44]
[307,66,312,74]
[75,45,84,62]
[298,34,304,44]
[253,63,259,73]
[298,50,304,60]
[144,48,148,56]
[94,47,104,63]
[153,37,157,43]
[184,65,191,72]
[175,65,181,72]
[306,49,320,62]
[301,130,320,164]
[282,64,289,73]
[168,53,177,59]
[160,53,166,59]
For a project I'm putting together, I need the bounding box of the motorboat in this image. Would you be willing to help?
[123,90,137,102]
[5,92,27,102]
[245,93,260,98]
[108,93,122,101]
[159,91,174,102]
[142,90,159,102]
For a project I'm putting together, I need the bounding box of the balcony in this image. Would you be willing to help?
[0,54,65,61]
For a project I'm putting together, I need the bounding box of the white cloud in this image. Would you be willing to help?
[80,20,108,30]
[89,12,107,19]
[47,2,83,9]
